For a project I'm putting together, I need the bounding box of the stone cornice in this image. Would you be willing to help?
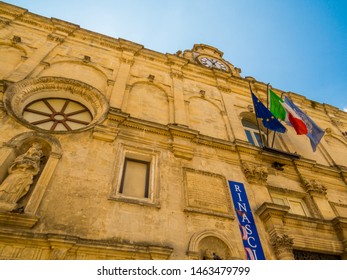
[0,212,39,228]
[166,53,189,67]
[193,135,236,151]
[235,140,262,155]
[70,29,122,51]
[256,202,290,221]
[168,124,199,139]
[122,118,170,137]
[284,214,335,231]
[0,2,27,21]
[51,17,79,35]
[119,38,144,54]
[0,229,173,260]
[16,12,54,32]
[106,110,239,152]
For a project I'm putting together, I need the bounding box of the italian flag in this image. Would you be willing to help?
[269,89,308,135]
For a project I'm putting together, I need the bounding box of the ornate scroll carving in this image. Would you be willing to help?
[0,143,43,211]
[241,162,268,184]
[271,234,294,260]
[302,177,327,196]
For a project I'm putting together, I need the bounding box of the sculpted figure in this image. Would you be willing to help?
[0,143,43,207]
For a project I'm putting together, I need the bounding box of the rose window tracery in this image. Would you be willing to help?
[23,98,93,132]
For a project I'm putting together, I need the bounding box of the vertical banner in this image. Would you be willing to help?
[228,180,266,260]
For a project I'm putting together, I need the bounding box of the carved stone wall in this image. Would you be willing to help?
[183,168,232,218]
[0,2,347,260]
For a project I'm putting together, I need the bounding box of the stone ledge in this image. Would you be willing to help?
[0,211,39,228]
[184,207,235,220]
[0,229,173,260]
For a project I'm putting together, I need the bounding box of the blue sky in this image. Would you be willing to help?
[4,0,347,111]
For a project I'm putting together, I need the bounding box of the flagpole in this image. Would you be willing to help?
[271,131,276,148]
[271,91,284,148]
[249,82,265,148]
[266,83,270,147]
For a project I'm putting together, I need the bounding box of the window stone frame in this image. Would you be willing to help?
[109,143,160,207]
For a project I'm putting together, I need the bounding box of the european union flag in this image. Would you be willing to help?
[251,92,286,133]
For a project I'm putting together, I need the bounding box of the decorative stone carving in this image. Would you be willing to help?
[170,72,183,79]
[203,249,223,260]
[47,33,65,43]
[4,77,109,133]
[271,234,294,260]
[293,249,341,260]
[302,177,327,196]
[120,57,134,65]
[241,161,268,184]
[147,74,155,82]
[0,143,43,211]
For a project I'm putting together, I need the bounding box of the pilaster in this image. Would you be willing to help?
[6,29,76,82]
[270,234,294,260]
[332,217,347,260]
[167,54,188,126]
[110,39,143,109]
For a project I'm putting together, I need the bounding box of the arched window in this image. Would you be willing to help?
[242,119,266,147]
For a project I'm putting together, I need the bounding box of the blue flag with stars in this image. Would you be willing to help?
[251,92,286,133]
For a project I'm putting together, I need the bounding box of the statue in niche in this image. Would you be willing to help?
[0,143,43,210]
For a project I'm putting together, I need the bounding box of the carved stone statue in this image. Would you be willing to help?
[0,143,43,211]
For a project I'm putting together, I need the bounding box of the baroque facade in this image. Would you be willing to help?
[0,2,347,260]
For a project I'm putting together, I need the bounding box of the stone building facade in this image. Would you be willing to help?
[0,2,347,260]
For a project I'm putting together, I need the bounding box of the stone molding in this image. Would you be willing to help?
[47,33,65,43]
[257,202,346,258]
[301,177,327,197]
[3,76,109,133]
[241,161,268,184]
[0,212,39,228]
[0,230,173,260]
[270,233,294,260]
[183,168,234,218]
[187,230,241,260]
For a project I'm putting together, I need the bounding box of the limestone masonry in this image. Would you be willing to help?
[0,2,346,260]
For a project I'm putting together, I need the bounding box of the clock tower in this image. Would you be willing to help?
[188,44,241,76]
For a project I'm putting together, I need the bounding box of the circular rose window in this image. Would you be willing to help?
[4,77,109,133]
[23,98,93,132]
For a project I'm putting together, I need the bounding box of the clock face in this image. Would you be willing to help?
[198,56,228,71]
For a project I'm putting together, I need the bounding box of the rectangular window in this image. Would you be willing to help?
[271,194,309,216]
[245,130,255,145]
[120,158,150,198]
[109,144,159,207]
[254,132,263,147]
[288,199,307,216]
